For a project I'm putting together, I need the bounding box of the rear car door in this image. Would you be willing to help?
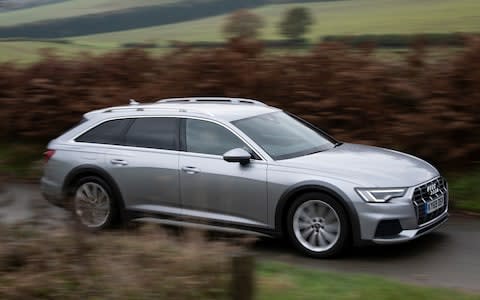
[179,118,268,228]
[101,117,181,212]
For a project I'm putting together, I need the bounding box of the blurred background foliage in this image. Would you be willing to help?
[0,40,478,170]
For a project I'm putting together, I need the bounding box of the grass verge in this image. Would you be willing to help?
[449,169,480,213]
[0,224,237,299]
[0,143,45,180]
[1,222,479,300]
[257,262,480,300]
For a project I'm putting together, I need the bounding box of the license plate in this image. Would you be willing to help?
[425,196,445,214]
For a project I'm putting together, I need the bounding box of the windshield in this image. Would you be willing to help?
[233,112,336,160]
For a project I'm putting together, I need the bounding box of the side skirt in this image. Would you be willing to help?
[126,210,279,238]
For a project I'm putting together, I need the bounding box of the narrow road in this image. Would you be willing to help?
[1,184,479,292]
[0,183,67,226]
[255,217,480,292]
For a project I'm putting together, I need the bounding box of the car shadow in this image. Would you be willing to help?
[252,231,450,261]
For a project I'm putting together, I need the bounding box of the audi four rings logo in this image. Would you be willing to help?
[427,183,440,195]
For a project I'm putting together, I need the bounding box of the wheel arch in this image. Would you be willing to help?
[62,164,127,221]
[274,182,362,246]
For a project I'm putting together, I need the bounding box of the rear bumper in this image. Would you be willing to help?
[40,177,66,208]
[372,211,448,244]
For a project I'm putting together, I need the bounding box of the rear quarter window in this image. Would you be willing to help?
[75,119,132,145]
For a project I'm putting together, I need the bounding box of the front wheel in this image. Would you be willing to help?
[286,192,350,258]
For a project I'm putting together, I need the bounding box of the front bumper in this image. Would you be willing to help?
[352,176,449,244]
[372,210,448,244]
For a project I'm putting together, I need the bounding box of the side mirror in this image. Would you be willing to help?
[223,148,251,165]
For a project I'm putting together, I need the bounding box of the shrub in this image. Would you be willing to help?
[323,33,469,47]
[0,224,237,299]
[278,7,314,41]
[223,9,264,40]
[0,38,479,172]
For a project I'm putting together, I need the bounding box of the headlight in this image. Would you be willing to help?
[355,188,407,203]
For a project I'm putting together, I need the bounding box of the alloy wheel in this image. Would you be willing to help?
[74,182,111,228]
[292,199,341,252]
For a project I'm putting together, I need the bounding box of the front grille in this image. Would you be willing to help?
[412,177,448,225]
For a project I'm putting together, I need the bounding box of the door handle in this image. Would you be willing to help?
[181,166,200,174]
[110,159,128,166]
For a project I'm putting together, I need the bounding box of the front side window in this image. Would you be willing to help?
[75,119,131,145]
[125,118,178,150]
[185,119,248,156]
[233,112,335,160]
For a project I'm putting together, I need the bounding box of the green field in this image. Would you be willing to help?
[0,0,480,63]
[0,40,179,64]
[0,40,116,64]
[0,0,179,27]
[73,0,480,45]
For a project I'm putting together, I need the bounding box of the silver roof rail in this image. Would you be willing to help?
[156,97,267,106]
[102,105,214,116]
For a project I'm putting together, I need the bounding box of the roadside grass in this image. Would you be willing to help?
[0,142,44,179]
[257,261,480,300]
[449,169,480,213]
[0,224,236,299]
[0,222,479,300]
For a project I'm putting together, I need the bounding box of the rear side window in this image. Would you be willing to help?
[75,119,131,145]
[125,118,178,150]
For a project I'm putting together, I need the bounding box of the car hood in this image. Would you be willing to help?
[276,143,439,187]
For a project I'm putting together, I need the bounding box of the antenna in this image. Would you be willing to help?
[129,99,140,105]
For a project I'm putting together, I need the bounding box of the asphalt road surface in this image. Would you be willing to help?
[1,183,479,292]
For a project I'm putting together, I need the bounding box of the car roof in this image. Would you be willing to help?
[84,97,280,122]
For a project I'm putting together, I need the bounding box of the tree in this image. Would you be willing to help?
[223,9,264,40]
[279,7,314,41]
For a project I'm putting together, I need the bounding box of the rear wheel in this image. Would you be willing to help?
[286,192,349,258]
[72,176,118,230]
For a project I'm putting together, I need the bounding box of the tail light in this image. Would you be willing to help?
[44,149,56,163]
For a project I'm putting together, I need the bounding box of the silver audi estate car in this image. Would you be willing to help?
[41,97,448,257]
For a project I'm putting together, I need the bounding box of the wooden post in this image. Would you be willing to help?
[231,253,255,300]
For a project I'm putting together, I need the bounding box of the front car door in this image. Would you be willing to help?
[179,118,269,228]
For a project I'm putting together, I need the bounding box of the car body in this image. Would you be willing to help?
[41,97,448,257]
